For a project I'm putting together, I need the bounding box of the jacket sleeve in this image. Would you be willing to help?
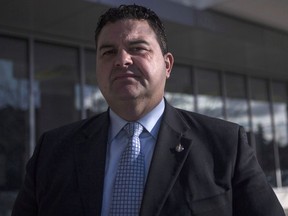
[232,127,285,216]
[11,134,45,216]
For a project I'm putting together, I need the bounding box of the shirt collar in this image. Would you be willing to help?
[109,98,165,140]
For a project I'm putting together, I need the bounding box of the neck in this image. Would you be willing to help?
[109,98,162,122]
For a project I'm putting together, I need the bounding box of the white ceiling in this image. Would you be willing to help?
[171,0,288,33]
[1,0,288,42]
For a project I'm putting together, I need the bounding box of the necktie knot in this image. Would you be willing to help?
[124,122,143,138]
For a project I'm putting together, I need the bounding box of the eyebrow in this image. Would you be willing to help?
[98,39,150,51]
[98,44,115,52]
[128,39,150,46]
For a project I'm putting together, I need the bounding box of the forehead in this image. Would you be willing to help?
[97,19,157,45]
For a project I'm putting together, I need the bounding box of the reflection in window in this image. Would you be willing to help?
[84,49,107,117]
[165,65,194,111]
[196,68,223,118]
[0,36,29,214]
[75,84,107,114]
[272,82,288,186]
[250,78,276,186]
[34,42,80,139]
[225,74,250,131]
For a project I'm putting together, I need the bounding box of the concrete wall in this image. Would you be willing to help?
[165,10,288,81]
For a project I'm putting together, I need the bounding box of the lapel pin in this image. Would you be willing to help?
[175,143,184,152]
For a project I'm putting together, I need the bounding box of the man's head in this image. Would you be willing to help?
[95,4,168,55]
[95,4,174,121]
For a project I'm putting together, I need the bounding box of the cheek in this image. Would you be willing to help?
[96,63,109,79]
[146,69,167,88]
[97,73,108,84]
[96,70,108,89]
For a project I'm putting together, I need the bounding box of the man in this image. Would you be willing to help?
[12,4,285,216]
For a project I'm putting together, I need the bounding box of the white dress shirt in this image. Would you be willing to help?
[101,99,165,216]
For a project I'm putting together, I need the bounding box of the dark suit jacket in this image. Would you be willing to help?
[12,102,285,216]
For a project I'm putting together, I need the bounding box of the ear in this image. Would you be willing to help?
[164,52,174,79]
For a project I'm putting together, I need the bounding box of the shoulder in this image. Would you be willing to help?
[172,107,246,153]
[31,111,109,163]
[163,101,242,140]
[40,111,109,143]
[174,107,240,132]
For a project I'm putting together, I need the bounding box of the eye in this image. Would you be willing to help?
[101,49,117,56]
[130,47,147,54]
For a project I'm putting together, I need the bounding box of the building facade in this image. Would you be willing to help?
[1,0,288,215]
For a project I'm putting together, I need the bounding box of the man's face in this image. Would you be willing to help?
[96,19,173,110]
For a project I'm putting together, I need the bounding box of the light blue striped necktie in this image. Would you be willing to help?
[110,122,145,216]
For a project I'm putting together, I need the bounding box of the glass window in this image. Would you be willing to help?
[0,36,29,214]
[196,68,224,119]
[250,78,276,186]
[225,74,250,131]
[84,49,107,117]
[165,65,194,111]
[34,42,80,139]
[271,82,288,186]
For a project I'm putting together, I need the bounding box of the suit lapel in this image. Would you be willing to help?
[140,103,194,216]
[74,112,110,216]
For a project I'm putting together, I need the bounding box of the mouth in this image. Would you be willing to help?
[112,73,139,82]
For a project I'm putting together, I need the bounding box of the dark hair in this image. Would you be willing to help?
[95,4,168,54]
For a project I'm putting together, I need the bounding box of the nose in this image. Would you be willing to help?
[114,49,133,67]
